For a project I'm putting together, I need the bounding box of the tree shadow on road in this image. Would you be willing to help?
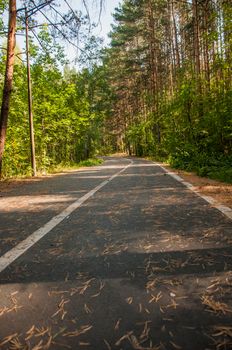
[0,246,232,349]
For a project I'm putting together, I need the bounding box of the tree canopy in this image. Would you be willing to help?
[0,0,231,182]
[96,0,232,182]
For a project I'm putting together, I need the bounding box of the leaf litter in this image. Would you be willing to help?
[201,295,232,315]
[1,185,232,350]
[0,293,22,316]
[115,330,164,349]
[52,298,70,320]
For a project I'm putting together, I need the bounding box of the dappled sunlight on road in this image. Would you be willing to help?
[0,194,83,212]
[0,157,231,349]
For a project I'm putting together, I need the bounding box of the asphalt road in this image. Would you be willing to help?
[0,157,232,350]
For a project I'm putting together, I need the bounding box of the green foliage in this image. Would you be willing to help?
[77,158,103,167]
[0,29,104,177]
[169,153,232,183]
[44,157,103,175]
[91,0,232,183]
[0,0,7,32]
[1,0,231,184]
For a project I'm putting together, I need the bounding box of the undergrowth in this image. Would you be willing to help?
[168,153,232,184]
[0,158,103,180]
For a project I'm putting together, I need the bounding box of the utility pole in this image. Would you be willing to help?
[25,8,37,176]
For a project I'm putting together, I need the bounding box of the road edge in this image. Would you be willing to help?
[154,162,232,221]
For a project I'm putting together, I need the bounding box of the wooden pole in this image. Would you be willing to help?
[25,9,37,176]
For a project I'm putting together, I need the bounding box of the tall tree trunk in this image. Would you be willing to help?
[202,0,210,89]
[147,0,161,144]
[192,0,201,77]
[171,1,180,70]
[0,0,17,176]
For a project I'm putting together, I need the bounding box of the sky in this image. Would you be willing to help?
[87,0,120,43]
[63,0,121,64]
[1,0,121,67]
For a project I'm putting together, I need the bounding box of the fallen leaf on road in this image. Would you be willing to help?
[104,339,112,349]
[115,331,133,346]
[169,340,182,349]
[149,292,162,303]
[114,318,121,330]
[52,298,70,319]
[0,333,18,347]
[63,325,93,337]
[126,297,133,304]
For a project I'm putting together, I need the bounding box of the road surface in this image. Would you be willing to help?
[0,157,231,350]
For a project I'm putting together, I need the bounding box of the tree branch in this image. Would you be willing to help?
[25,0,55,18]
[30,28,50,54]
[38,8,88,56]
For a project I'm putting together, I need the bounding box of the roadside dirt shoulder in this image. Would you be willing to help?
[0,168,86,195]
[0,178,42,195]
[162,164,232,209]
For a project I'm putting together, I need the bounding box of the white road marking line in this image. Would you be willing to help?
[0,160,133,274]
[156,163,232,221]
[130,164,157,167]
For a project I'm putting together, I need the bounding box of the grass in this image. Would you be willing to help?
[77,158,103,167]
[44,158,103,175]
[0,158,104,181]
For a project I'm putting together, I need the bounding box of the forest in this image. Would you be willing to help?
[0,0,231,182]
